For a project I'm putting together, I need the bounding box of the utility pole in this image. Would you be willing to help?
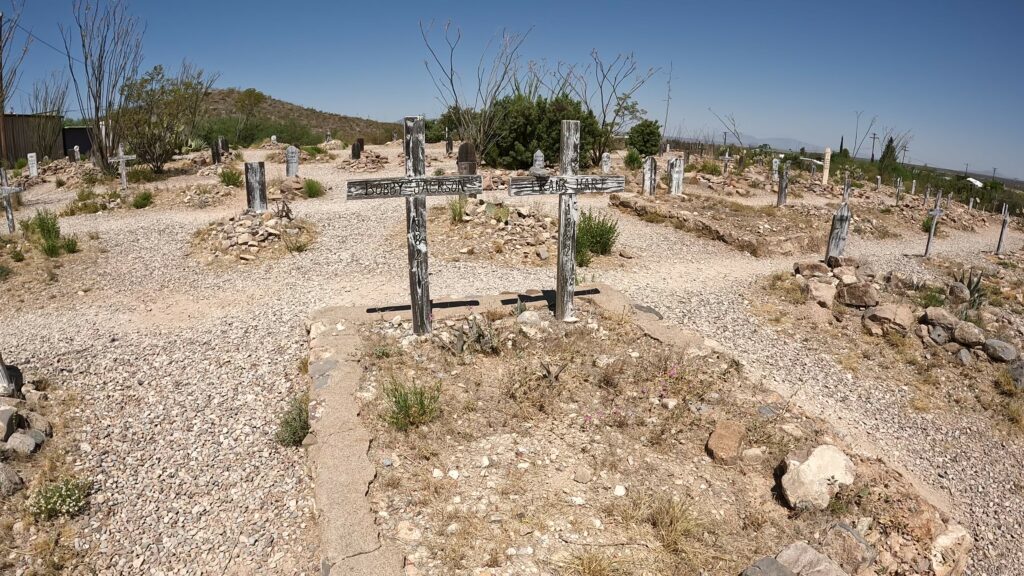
[869,133,878,163]
[900,144,908,165]
[662,61,672,148]
[722,131,727,147]
[964,163,969,176]
[0,11,7,168]
[992,167,997,182]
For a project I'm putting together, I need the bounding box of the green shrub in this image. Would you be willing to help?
[433,167,445,176]
[14,158,27,170]
[275,392,311,446]
[303,179,325,198]
[448,196,466,224]
[575,245,593,267]
[30,210,61,244]
[301,145,325,157]
[132,191,153,209]
[0,264,10,281]
[922,215,937,233]
[578,210,619,256]
[684,163,696,172]
[384,380,440,431]
[127,166,164,183]
[626,119,662,157]
[220,169,242,187]
[42,238,61,258]
[55,177,66,188]
[76,188,96,202]
[10,249,24,262]
[624,148,642,170]
[698,161,722,176]
[61,235,79,254]
[915,286,945,308]
[483,93,600,169]
[28,477,92,520]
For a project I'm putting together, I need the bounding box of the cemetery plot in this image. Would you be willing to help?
[0,210,99,299]
[757,255,1024,433]
[191,209,317,265]
[339,292,969,575]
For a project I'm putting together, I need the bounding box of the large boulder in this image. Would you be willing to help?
[836,283,879,308]
[923,307,959,331]
[781,445,856,510]
[706,420,745,465]
[0,407,17,441]
[952,322,985,348]
[775,542,849,576]
[5,431,38,454]
[794,261,830,278]
[947,282,971,305]
[864,304,916,333]
[983,339,1017,363]
[0,463,23,496]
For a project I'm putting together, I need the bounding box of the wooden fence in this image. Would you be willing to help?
[0,114,65,166]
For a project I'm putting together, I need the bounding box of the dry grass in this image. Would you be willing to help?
[766,272,804,305]
[559,552,628,576]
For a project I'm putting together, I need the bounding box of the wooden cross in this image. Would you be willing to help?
[346,116,482,335]
[508,120,626,321]
[112,144,136,191]
[996,203,1010,255]
[0,169,22,234]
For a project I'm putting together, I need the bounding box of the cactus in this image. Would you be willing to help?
[952,268,985,309]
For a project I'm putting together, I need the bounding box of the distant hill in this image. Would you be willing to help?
[204,88,402,145]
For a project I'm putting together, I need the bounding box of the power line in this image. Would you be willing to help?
[14,22,84,65]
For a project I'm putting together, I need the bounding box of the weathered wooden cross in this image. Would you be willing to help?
[112,144,136,192]
[776,162,789,206]
[924,190,943,257]
[996,203,1010,255]
[509,120,626,321]
[1,169,22,233]
[347,116,482,335]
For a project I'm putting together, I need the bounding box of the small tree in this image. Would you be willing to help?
[626,119,661,157]
[27,71,68,157]
[878,136,898,177]
[233,88,266,141]
[482,93,599,170]
[119,63,216,172]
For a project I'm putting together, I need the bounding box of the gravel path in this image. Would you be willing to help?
[2,146,1021,574]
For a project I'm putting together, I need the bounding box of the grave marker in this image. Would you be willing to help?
[669,157,684,196]
[821,147,832,185]
[271,135,277,145]
[825,202,852,264]
[968,197,975,211]
[875,175,881,191]
[528,150,547,176]
[508,120,626,321]
[347,117,483,334]
[457,142,477,175]
[0,169,22,233]
[777,163,789,206]
[924,191,943,257]
[285,145,300,177]
[642,156,657,196]
[771,158,780,183]
[73,145,80,162]
[211,142,221,165]
[245,162,268,213]
[722,150,731,175]
[843,173,851,202]
[601,152,612,175]
[219,136,229,153]
[111,144,136,192]
[924,186,930,207]
[910,180,916,197]
[996,203,1010,255]
[351,140,362,160]
[27,153,37,178]
[895,178,903,205]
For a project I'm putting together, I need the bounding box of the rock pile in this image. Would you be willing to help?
[272,176,308,201]
[193,210,314,263]
[36,157,103,188]
[434,198,558,265]
[338,149,388,173]
[180,183,235,208]
[1,376,54,495]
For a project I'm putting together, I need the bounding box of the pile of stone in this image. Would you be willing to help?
[338,150,388,173]
[322,139,346,151]
[271,176,313,201]
[180,183,235,208]
[196,211,308,263]
[438,198,557,264]
[37,157,102,188]
[1,376,54,497]
[913,306,1017,365]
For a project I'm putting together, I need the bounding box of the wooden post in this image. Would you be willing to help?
[556,120,581,321]
[669,157,683,196]
[825,202,852,265]
[821,147,831,186]
[113,144,136,192]
[875,175,881,191]
[1,168,20,234]
[996,203,1009,255]
[910,179,916,197]
[842,173,851,202]
[924,191,943,257]
[0,351,13,396]
[895,178,903,205]
[211,142,221,165]
[642,156,656,196]
[285,145,299,177]
[404,117,431,334]
[245,161,268,213]
[777,163,789,206]
[968,197,975,211]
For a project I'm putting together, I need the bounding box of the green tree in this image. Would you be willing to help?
[120,63,217,172]
[483,94,600,169]
[625,119,661,157]
[878,136,898,176]
[233,88,267,141]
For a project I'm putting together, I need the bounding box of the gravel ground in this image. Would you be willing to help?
[2,145,1021,574]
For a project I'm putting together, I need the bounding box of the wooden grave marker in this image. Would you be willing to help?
[642,156,657,196]
[669,157,683,196]
[996,203,1010,255]
[111,144,136,192]
[777,162,789,206]
[508,120,626,321]
[244,162,268,213]
[924,190,943,257]
[825,202,852,265]
[27,153,38,178]
[347,116,482,335]
[0,169,22,233]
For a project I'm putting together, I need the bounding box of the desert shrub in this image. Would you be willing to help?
[28,477,92,520]
[127,166,165,183]
[275,392,311,446]
[132,191,153,209]
[55,177,66,188]
[562,552,627,576]
[61,235,79,254]
[646,494,699,555]
[484,93,600,169]
[922,215,937,233]
[448,196,466,224]
[915,286,946,308]
[578,210,619,257]
[41,239,61,258]
[698,161,722,176]
[684,163,696,172]
[575,245,592,267]
[624,148,642,170]
[76,188,96,202]
[433,167,445,176]
[301,145,325,157]
[302,179,325,198]
[30,210,61,244]
[384,380,440,431]
[493,205,510,223]
[10,249,24,262]
[200,114,320,148]
[283,236,311,253]
[0,264,10,281]
[219,168,242,187]
[625,119,661,157]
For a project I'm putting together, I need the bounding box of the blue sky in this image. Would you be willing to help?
[11,0,1024,179]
